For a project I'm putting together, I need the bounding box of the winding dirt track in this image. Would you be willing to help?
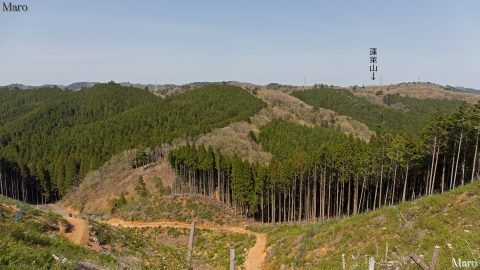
[48,204,267,269]
[106,218,267,270]
[63,217,90,246]
[36,204,90,246]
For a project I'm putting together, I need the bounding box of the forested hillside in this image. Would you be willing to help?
[0,87,70,125]
[292,88,463,133]
[258,180,480,269]
[169,103,480,223]
[0,83,266,202]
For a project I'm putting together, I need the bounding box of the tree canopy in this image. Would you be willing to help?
[0,83,266,200]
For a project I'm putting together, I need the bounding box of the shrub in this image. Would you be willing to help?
[135,176,148,197]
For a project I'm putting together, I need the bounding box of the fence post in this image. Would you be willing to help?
[409,253,429,270]
[368,256,375,270]
[430,245,441,270]
[229,248,236,270]
[409,245,441,270]
[385,241,389,260]
[187,222,195,267]
[341,253,346,270]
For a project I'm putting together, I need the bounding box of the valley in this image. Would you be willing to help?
[0,82,479,269]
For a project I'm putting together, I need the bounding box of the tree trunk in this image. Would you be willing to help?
[373,177,378,210]
[431,144,440,194]
[441,156,446,193]
[453,132,464,188]
[353,176,358,215]
[471,131,479,181]
[298,175,303,221]
[402,163,409,202]
[391,164,397,205]
[450,155,455,190]
[379,164,384,208]
[428,136,437,195]
[461,152,466,186]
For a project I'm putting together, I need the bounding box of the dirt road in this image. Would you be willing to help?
[106,218,267,270]
[62,217,89,246]
[34,204,90,246]
[46,204,267,269]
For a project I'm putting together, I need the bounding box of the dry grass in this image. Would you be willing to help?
[355,83,480,103]
[62,152,175,216]
[257,89,373,141]
[256,180,480,270]
[186,89,374,163]
[160,88,374,164]
[195,120,273,163]
[63,86,374,219]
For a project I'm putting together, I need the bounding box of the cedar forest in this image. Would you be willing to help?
[1,83,479,224]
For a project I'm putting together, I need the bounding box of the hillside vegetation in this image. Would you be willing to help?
[182,88,373,165]
[292,88,463,133]
[0,195,254,269]
[0,196,116,269]
[168,102,480,224]
[255,180,480,269]
[358,83,480,103]
[0,83,266,201]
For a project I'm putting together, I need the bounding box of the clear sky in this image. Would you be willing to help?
[1,1,479,88]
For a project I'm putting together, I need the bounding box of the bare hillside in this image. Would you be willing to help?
[257,89,373,141]
[62,150,175,216]
[184,88,374,163]
[355,83,480,104]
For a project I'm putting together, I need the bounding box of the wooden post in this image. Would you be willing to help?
[368,257,375,270]
[187,222,195,266]
[385,241,389,260]
[409,253,429,270]
[430,245,441,270]
[229,248,236,270]
[341,253,346,270]
[409,245,441,270]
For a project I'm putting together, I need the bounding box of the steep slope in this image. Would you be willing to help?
[357,82,480,103]
[0,83,267,200]
[62,150,176,216]
[0,196,116,269]
[255,180,480,269]
[257,89,373,141]
[0,195,255,269]
[292,87,466,133]
[188,88,373,164]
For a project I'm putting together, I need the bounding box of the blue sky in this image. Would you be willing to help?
[1,1,479,88]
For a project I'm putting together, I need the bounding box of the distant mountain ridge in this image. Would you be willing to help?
[2,81,479,99]
[2,82,98,91]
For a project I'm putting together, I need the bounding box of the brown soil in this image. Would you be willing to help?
[106,218,267,270]
[63,160,175,215]
[257,89,373,141]
[356,83,480,103]
[62,217,89,246]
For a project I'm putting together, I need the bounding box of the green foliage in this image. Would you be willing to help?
[152,176,166,195]
[135,176,148,197]
[0,196,115,269]
[170,102,480,223]
[259,180,480,269]
[90,223,111,245]
[10,227,52,246]
[113,192,127,211]
[0,83,266,199]
[292,88,463,133]
[383,93,463,115]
